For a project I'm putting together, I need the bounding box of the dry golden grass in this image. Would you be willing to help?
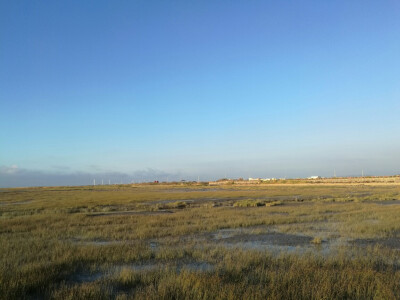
[1,182,400,299]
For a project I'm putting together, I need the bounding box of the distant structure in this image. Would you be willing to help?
[261,178,276,181]
[249,177,276,181]
[308,176,321,179]
[248,178,260,181]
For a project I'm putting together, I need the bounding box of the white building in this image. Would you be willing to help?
[307,176,321,179]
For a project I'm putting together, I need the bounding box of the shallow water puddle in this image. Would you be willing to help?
[221,232,313,246]
[268,211,290,216]
[86,240,123,246]
[352,238,400,250]
[275,221,343,240]
[149,241,158,250]
[211,227,313,243]
[0,200,33,206]
[141,199,195,205]
[116,261,214,273]
[211,227,346,255]
[177,262,214,272]
[70,271,103,283]
[68,237,127,246]
[70,261,214,283]
[87,210,174,217]
[373,200,400,206]
[115,263,159,273]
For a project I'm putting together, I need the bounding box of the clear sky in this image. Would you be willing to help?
[1,1,400,187]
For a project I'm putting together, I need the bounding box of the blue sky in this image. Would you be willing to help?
[1,1,400,187]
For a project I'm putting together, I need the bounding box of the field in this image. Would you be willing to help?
[1,181,400,299]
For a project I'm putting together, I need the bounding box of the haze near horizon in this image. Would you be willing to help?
[1,1,400,187]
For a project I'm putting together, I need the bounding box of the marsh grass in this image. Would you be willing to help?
[311,237,323,244]
[1,183,400,299]
[156,201,188,210]
[233,199,265,207]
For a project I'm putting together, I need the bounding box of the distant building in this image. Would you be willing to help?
[249,177,276,182]
[307,176,321,179]
[261,178,276,181]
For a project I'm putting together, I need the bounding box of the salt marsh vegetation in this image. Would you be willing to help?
[1,182,400,299]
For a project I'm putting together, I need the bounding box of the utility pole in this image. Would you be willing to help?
[334,168,336,178]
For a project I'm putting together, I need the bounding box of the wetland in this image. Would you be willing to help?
[1,182,400,299]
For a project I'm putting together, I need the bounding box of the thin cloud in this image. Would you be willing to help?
[0,165,19,174]
[0,165,182,188]
[51,165,71,171]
